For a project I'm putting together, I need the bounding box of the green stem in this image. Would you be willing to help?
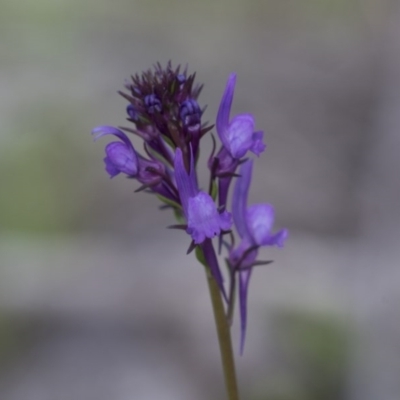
[205,267,240,400]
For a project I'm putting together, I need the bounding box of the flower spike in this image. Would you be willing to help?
[91,64,287,359]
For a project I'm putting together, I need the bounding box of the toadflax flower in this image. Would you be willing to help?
[229,159,288,353]
[211,73,267,214]
[92,126,138,177]
[92,126,175,199]
[216,74,265,160]
[174,147,232,245]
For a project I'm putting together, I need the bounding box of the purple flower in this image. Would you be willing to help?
[230,159,287,353]
[216,74,266,160]
[174,148,232,244]
[92,126,138,178]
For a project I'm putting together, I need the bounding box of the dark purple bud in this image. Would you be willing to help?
[126,104,139,120]
[144,94,162,114]
[176,74,186,84]
[180,99,202,130]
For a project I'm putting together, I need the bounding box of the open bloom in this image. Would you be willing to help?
[230,159,288,353]
[92,126,138,178]
[174,148,232,244]
[92,126,168,189]
[216,74,266,160]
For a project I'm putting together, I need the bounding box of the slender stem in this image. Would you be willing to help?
[205,266,240,400]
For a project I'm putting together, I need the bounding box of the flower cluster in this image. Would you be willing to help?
[92,62,287,352]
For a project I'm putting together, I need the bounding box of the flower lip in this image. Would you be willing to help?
[187,191,232,244]
[174,148,232,244]
[105,141,138,176]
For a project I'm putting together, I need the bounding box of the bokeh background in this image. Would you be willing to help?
[1,0,399,399]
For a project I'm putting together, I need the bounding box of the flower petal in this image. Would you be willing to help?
[264,228,288,248]
[174,148,198,215]
[104,142,138,176]
[239,268,252,355]
[187,191,232,244]
[246,204,274,245]
[201,238,227,300]
[92,126,135,152]
[104,157,120,178]
[216,73,236,151]
[232,159,253,240]
[250,131,266,156]
[246,204,288,247]
[227,113,255,159]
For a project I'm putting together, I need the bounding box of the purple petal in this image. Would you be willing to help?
[250,131,266,156]
[104,142,138,176]
[216,73,236,151]
[187,191,232,244]
[226,113,255,159]
[174,148,198,215]
[218,176,232,211]
[92,126,135,152]
[229,238,258,269]
[104,157,120,178]
[201,238,227,300]
[232,159,253,240]
[246,204,288,247]
[239,268,252,355]
[264,228,288,248]
[246,204,274,246]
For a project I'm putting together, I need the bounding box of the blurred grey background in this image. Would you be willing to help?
[1,0,399,399]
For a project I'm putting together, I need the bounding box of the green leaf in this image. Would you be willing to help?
[173,207,185,224]
[195,246,207,267]
[211,179,218,201]
[156,194,181,210]
[160,133,175,149]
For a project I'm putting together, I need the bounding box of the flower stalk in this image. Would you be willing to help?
[205,264,239,400]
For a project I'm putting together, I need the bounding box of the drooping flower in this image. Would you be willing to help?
[216,74,266,160]
[92,126,171,193]
[92,126,138,178]
[230,159,287,353]
[174,148,232,245]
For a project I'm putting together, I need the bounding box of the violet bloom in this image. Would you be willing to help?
[174,148,232,245]
[216,74,266,160]
[92,126,138,178]
[92,126,168,189]
[230,159,287,353]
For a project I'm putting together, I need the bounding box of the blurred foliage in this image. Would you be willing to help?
[252,309,351,400]
[0,315,28,367]
[0,102,87,233]
[0,0,369,27]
